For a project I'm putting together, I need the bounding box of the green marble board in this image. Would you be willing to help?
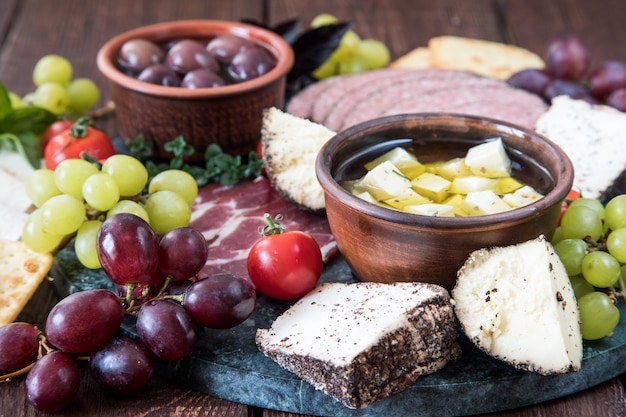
[52,244,626,417]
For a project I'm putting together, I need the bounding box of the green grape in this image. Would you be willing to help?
[560,205,603,241]
[581,250,621,288]
[66,78,100,114]
[310,13,338,28]
[82,173,120,211]
[605,194,626,231]
[148,169,198,206]
[568,198,605,218]
[607,228,626,263]
[25,169,61,207]
[578,291,620,340]
[107,200,150,223]
[8,91,23,108]
[554,238,587,276]
[144,190,191,234]
[330,30,361,62]
[312,58,338,79]
[40,194,85,235]
[75,220,103,269]
[101,154,148,196]
[338,56,369,75]
[21,209,65,253]
[551,226,564,245]
[32,82,69,114]
[570,275,594,299]
[356,39,390,69]
[33,54,73,86]
[53,159,99,199]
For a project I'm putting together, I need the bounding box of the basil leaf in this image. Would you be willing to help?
[0,106,57,135]
[0,132,41,169]
[0,83,12,119]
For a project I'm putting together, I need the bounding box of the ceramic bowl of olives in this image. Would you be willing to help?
[315,113,574,291]
[97,20,294,161]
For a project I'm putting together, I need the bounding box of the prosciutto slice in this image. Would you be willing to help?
[190,177,337,283]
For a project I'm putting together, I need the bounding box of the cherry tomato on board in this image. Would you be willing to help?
[40,119,72,152]
[247,213,323,300]
[44,117,115,170]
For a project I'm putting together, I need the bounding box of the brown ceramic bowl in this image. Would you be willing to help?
[315,113,574,291]
[97,20,294,161]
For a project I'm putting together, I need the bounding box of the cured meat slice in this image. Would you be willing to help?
[445,98,548,129]
[329,72,504,131]
[285,76,345,119]
[190,177,337,283]
[310,68,414,124]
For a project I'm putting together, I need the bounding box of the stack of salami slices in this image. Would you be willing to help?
[287,68,548,130]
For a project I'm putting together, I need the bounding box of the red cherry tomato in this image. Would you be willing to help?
[256,139,266,176]
[247,214,323,300]
[41,120,72,152]
[44,117,115,170]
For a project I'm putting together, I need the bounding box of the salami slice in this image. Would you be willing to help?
[285,76,345,119]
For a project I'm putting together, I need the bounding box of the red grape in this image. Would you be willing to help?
[183,273,256,329]
[116,270,166,306]
[97,213,160,285]
[546,33,591,80]
[507,68,552,98]
[89,336,154,395]
[606,88,626,112]
[158,226,209,281]
[45,289,124,354]
[136,299,196,361]
[543,78,589,100]
[0,322,40,375]
[24,351,79,412]
[589,61,626,100]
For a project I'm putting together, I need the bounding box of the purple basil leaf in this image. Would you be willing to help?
[272,19,301,44]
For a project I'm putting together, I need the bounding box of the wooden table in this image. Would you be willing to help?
[2,0,626,416]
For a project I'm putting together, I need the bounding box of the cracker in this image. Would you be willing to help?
[389,46,431,69]
[0,240,53,326]
[428,36,544,80]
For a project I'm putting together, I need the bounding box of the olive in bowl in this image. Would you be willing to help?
[97,20,294,161]
[315,113,574,291]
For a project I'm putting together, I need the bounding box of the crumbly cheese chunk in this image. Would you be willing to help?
[535,95,626,199]
[261,107,336,212]
[452,236,582,375]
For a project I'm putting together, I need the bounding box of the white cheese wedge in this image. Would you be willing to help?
[535,95,626,200]
[0,204,28,241]
[0,149,36,181]
[357,160,411,200]
[0,170,32,213]
[464,138,511,178]
[452,235,582,374]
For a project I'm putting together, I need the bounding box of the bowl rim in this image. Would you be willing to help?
[96,19,294,98]
[316,113,575,230]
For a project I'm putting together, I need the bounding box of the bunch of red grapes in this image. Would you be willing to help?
[0,213,256,412]
[508,33,626,111]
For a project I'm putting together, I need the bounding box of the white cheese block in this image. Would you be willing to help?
[358,160,411,200]
[464,138,511,178]
[535,95,626,200]
[452,235,582,375]
[405,203,455,217]
[462,190,512,215]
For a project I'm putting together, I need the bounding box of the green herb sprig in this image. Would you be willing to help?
[127,135,264,188]
[0,83,57,168]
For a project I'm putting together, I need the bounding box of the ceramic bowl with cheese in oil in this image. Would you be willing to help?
[315,113,574,291]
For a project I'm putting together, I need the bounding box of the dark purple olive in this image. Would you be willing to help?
[166,39,219,74]
[137,64,181,86]
[118,39,165,73]
[181,69,226,88]
[227,46,276,83]
[206,34,254,64]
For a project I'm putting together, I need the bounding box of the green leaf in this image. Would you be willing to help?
[0,106,57,135]
[0,132,42,168]
[0,83,11,119]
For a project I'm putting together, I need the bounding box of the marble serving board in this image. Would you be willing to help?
[52,244,626,417]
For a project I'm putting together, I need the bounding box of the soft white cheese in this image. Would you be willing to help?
[452,236,582,374]
[535,95,626,199]
[256,282,441,366]
[358,160,411,200]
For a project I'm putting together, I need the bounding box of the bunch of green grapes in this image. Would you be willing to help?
[552,195,626,341]
[309,13,391,79]
[9,54,100,115]
[22,154,198,269]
